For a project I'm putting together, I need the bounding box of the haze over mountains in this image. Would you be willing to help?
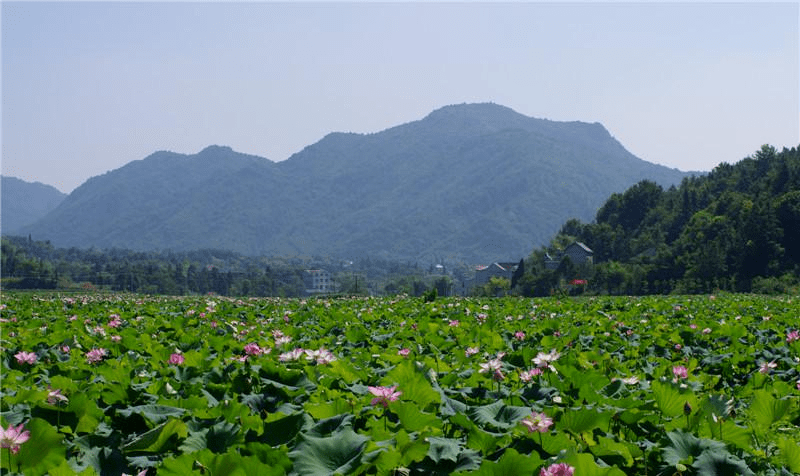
[1,177,66,233]
[5,103,695,262]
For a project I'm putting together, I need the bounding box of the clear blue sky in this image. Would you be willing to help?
[2,1,798,193]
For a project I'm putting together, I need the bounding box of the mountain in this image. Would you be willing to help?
[1,177,67,235]
[18,103,695,262]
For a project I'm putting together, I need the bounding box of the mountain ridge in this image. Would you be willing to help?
[13,103,696,262]
[1,177,67,234]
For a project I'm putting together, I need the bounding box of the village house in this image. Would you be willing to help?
[461,261,519,295]
[303,269,332,295]
[475,262,519,285]
[545,242,594,270]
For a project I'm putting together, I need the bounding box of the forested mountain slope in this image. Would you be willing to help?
[522,145,800,294]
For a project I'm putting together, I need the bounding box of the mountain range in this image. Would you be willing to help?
[1,177,66,234]
[5,103,695,263]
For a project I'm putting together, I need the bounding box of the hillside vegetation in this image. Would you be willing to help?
[519,145,800,295]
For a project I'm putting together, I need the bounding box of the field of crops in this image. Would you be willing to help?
[1,292,798,475]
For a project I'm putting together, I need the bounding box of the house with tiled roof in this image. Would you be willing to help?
[544,242,594,270]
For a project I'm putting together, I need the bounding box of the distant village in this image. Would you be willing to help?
[303,242,594,296]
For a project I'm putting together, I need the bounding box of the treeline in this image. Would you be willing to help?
[517,145,800,296]
[0,237,456,297]
[0,238,311,296]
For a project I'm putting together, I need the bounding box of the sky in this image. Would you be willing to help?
[2,1,798,194]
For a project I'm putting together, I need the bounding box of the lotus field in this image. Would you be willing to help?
[1,292,799,475]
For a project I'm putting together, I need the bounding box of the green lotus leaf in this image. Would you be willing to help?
[257,411,309,446]
[778,437,800,473]
[559,406,613,435]
[692,450,754,476]
[10,418,66,476]
[590,435,637,467]
[426,436,463,463]
[304,413,354,437]
[652,379,697,419]
[393,401,442,432]
[415,437,481,474]
[662,430,727,466]
[116,404,187,424]
[561,450,628,476]
[122,418,187,453]
[464,447,542,476]
[469,400,531,431]
[384,360,441,411]
[161,448,286,476]
[749,389,793,431]
[289,428,370,476]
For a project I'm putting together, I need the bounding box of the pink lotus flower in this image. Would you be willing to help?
[540,463,575,476]
[305,348,336,365]
[672,365,688,379]
[274,335,292,346]
[449,319,460,327]
[519,368,542,382]
[243,343,265,356]
[479,358,502,374]
[47,388,69,406]
[533,350,560,372]
[465,346,480,357]
[368,385,402,407]
[122,470,148,476]
[758,360,777,374]
[787,330,799,343]
[279,348,306,362]
[0,423,30,454]
[108,315,122,328]
[514,331,526,341]
[521,411,553,433]
[398,348,410,357]
[86,348,107,364]
[168,353,185,365]
[14,351,37,365]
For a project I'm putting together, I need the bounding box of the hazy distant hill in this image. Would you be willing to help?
[19,103,695,262]
[1,177,66,234]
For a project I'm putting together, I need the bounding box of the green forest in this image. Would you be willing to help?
[518,144,800,295]
[2,144,798,297]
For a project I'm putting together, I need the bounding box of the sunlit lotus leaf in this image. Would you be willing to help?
[12,418,66,476]
[778,437,800,473]
[384,360,440,410]
[122,418,187,453]
[161,448,285,476]
[559,406,613,435]
[652,380,697,418]
[589,435,637,467]
[749,389,793,431]
[393,401,442,432]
